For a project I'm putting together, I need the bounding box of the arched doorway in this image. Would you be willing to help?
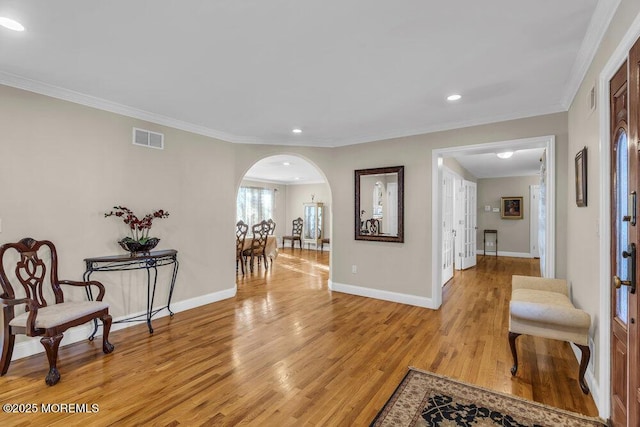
[236,154,332,279]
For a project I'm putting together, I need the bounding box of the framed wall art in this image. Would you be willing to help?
[501,196,523,220]
[575,146,587,207]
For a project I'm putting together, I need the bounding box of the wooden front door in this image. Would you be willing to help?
[610,37,640,427]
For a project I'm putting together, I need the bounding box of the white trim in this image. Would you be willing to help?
[0,71,255,144]
[561,0,622,109]
[0,71,567,148]
[328,280,436,309]
[10,285,237,361]
[481,251,532,259]
[596,8,640,419]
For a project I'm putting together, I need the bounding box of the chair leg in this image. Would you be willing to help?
[508,332,520,376]
[41,334,63,386]
[576,343,591,394]
[102,314,115,354]
[0,332,15,375]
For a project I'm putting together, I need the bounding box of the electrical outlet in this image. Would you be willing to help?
[351,265,357,274]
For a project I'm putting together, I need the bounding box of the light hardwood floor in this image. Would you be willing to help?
[0,249,598,425]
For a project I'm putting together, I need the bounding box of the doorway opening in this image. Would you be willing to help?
[236,154,332,279]
[432,135,556,309]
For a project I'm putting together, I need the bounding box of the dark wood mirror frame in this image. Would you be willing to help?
[354,165,404,243]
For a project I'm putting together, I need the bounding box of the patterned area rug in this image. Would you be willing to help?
[370,368,606,427]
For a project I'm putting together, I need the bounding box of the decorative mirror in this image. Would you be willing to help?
[355,165,404,242]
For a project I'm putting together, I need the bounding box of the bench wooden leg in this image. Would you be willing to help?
[508,332,520,376]
[576,343,590,394]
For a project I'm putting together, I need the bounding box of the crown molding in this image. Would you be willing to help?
[561,0,621,109]
[0,71,569,148]
[0,70,260,144]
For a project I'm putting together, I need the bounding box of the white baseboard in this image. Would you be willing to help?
[328,280,436,309]
[10,285,237,361]
[478,251,533,258]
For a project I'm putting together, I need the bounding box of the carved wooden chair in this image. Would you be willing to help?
[0,238,114,385]
[242,221,270,272]
[282,217,303,249]
[236,220,249,275]
[366,218,381,234]
[266,219,276,235]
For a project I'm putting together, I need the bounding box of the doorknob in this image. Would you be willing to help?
[613,243,636,294]
[614,275,632,288]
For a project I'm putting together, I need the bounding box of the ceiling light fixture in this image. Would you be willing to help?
[447,94,462,101]
[496,151,514,159]
[0,17,25,31]
[292,128,302,134]
[283,162,291,166]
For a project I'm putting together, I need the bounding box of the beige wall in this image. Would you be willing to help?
[0,84,238,327]
[476,176,540,255]
[1,84,568,357]
[1,83,568,304]
[566,0,640,410]
[443,157,477,182]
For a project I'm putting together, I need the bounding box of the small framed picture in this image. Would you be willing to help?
[575,147,587,207]
[501,196,523,220]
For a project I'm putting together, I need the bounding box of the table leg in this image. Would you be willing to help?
[166,258,179,316]
[83,269,99,341]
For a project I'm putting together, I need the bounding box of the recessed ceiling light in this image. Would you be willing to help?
[292,128,302,134]
[447,94,462,101]
[497,151,514,159]
[0,17,25,32]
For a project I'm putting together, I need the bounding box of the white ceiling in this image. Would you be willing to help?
[0,1,616,148]
[454,147,545,178]
[244,155,325,184]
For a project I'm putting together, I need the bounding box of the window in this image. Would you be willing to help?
[237,186,274,225]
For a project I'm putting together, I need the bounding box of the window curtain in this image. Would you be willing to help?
[237,186,274,226]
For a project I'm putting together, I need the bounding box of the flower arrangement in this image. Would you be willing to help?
[104,206,169,249]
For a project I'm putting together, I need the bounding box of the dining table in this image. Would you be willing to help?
[242,235,278,260]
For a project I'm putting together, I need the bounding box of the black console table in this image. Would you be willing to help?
[483,230,498,257]
[83,249,179,336]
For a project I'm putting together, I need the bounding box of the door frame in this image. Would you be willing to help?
[431,135,556,309]
[598,13,640,419]
[530,184,540,258]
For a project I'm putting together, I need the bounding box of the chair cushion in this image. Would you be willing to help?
[9,301,109,329]
[510,288,590,345]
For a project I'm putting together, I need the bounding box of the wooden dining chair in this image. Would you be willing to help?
[0,238,114,385]
[242,221,269,272]
[236,220,249,275]
[282,217,303,249]
[366,218,381,234]
[266,219,276,235]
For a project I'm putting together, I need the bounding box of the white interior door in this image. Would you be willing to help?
[460,180,477,270]
[441,169,454,285]
[529,185,540,258]
[454,177,463,270]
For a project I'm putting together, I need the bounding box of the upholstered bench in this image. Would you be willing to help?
[508,275,592,394]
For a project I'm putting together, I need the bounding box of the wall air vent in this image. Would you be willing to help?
[133,128,164,150]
